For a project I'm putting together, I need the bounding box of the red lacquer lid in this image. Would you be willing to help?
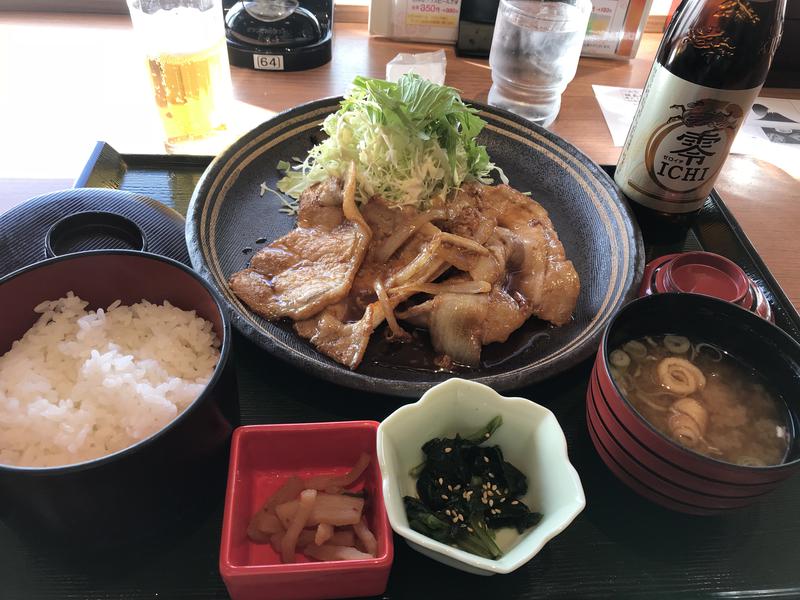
[658,252,749,303]
[640,251,773,322]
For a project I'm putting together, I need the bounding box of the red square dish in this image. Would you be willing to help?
[219,421,393,600]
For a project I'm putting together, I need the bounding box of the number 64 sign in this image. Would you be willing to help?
[253,54,285,71]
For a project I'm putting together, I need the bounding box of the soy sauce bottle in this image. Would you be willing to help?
[615,0,787,242]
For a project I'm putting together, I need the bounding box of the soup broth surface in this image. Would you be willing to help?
[609,335,791,466]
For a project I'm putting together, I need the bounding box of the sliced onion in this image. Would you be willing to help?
[341,162,371,236]
[390,280,491,297]
[419,222,440,236]
[375,280,409,340]
[438,231,491,256]
[374,209,445,263]
[385,237,444,287]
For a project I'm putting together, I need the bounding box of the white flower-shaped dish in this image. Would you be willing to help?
[377,378,585,575]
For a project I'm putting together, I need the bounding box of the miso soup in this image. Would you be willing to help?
[609,335,791,466]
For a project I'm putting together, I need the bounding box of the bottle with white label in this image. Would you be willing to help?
[615,0,787,239]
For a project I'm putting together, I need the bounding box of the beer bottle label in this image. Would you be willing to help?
[615,63,760,214]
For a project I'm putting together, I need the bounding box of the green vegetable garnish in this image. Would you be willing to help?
[403,416,542,560]
[277,73,507,209]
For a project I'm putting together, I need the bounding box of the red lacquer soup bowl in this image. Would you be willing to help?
[587,293,800,515]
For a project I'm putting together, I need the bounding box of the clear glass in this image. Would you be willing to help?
[488,0,592,128]
[243,0,299,22]
[126,0,234,153]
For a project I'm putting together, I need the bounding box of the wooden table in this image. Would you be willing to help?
[0,11,798,308]
[3,13,800,600]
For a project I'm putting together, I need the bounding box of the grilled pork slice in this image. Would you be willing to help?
[294,303,378,370]
[229,170,371,321]
[231,172,579,370]
[461,183,580,327]
[394,184,580,366]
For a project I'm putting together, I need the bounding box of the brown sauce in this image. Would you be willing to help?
[363,321,553,373]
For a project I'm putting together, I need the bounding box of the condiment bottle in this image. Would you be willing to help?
[614,0,787,241]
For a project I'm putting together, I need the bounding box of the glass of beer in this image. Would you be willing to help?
[126,0,233,153]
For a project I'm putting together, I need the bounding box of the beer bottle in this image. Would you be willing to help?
[614,0,786,240]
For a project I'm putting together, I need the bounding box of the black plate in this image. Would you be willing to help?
[186,98,644,396]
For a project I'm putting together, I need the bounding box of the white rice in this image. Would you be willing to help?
[0,293,220,468]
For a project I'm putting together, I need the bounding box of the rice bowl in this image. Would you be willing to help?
[0,293,220,468]
[0,250,236,544]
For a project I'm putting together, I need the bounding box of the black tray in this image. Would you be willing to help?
[5,142,800,599]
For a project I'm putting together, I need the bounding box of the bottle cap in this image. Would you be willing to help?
[640,251,773,322]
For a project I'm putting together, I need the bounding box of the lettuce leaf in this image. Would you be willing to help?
[277,74,506,209]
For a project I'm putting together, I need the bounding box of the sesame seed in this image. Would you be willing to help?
[491,484,498,491]
[500,497,506,503]
[489,499,494,507]
[458,514,464,522]
[484,432,490,438]
[511,500,519,505]
[488,472,495,478]
[444,447,452,453]
[452,517,459,523]
[445,509,452,516]
[481,498,488,504]
[438,478,443,485]
[441,494,448,500]
[447,485,453,491]
[453,484,461,491]
[487,490,493,497]
[483,456,490,463]
[467,527,474,533]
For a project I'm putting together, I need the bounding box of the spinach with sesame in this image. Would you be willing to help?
[403,416,542,559]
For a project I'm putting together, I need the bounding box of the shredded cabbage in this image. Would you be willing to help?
[277,74,506,209]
